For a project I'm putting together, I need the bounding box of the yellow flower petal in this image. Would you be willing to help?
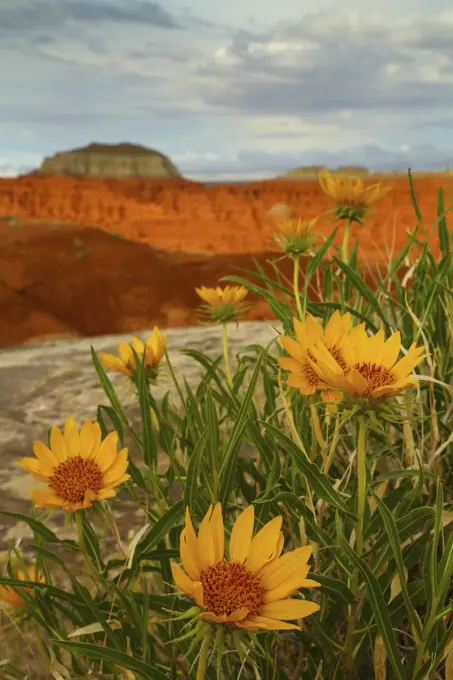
[229,505,255,564]
[16,458,51,482]
[197,505,217,570]
[63,416,80,458]
[259,546,313,588]
[91,431,118,468]
[193,583,204,608]
[287,373,318,394]
[184,509,203,576]
[211,503,225,563]
[381,331,401,368]
[102,449,129,485]
[131,336,145,355]
[261,599,320,620]
[180,528,202,581]
[118,342,133,366]
[279,335,306,362]
[29,486,64,508]
[50,426,69,462]
[237,615,302,631]
[97,488,117,500]
[278,357,304,373]
[245,516,283,573]
[392,346,427,380]
[171,562,195,596]
[79,421,96,459]
[32,440,58,468]
[263,572,320,603]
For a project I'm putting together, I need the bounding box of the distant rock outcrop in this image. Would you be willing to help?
[335,166,369,177]
[277,165,370,180]
[38,142,182,178]
[277,166,327,180]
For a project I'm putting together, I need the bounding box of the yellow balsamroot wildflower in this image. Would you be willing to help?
[308,327,428,400]
[0,567,46,609]
[318,169,392,223]
[98,327,167,380]
[278,311,364,401]
[195,285,251,324]
[273,217,318,256]
[16,416,131,512]
[171,503,320,631]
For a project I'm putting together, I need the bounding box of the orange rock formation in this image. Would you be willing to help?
[0,173,451,347]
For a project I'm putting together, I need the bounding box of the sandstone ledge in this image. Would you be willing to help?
[0,321,282,556]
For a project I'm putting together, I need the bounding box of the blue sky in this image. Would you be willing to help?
[2,0,453,180]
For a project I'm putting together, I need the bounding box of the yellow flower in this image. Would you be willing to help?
[278,312,364,401]
[273,217,318,256]
[0,567,46,609]
[98,327,167,379]
[171,503,320,631]
[16,417,131,512]
[309,327,428,400]
[196,285,248,308]
[195,285,251,324]
[318,169,392,223]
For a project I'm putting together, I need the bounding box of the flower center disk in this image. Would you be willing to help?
[49,456,104,503]
[200,560,264,617]
[355,362,396,394]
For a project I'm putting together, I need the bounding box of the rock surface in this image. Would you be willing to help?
[0,320,281,559]
[38,142,182,178]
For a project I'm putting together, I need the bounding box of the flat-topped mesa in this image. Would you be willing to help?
[277,165,371,180]
[38,142,182,178]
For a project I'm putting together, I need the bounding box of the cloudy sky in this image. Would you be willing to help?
[2,0,453,180]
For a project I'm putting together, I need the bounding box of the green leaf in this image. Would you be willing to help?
[372,491,424,643]
[0,510,78,549]
[333,258,391,330]
[0,576,81,607]
[388,226,420,278]
[77,511,105,574]
[51,641,168,680]
[372,468,437,485]
[183,378,204,432]
[204,386,220,468]
[336,513,406,680]
[371,507,434,557]
[306,227,338,280]
[96,405,125,447]
[132,501,184,570]
[90,346,143,453]
[311,574,355,605]
[184,427,209,510]
[430,480,444,599]
[436,507,453,606]
[259,422,356,519]
[408,168,424,230]
[219,352,264,505]
[65,576,123,651]
[135,348,158,470]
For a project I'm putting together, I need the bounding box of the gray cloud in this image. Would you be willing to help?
[196,12,453,116]
[0,0,181,34]
[176,144,453,181]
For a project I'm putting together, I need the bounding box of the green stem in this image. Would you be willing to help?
[222,322,234,389]
[412,598,438,679]
[344,416,368,675]
[293,254,305,321]
[341,218,352,265]
[356,416,367,556]
[74,511,99,582]
[197,626,213,680]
